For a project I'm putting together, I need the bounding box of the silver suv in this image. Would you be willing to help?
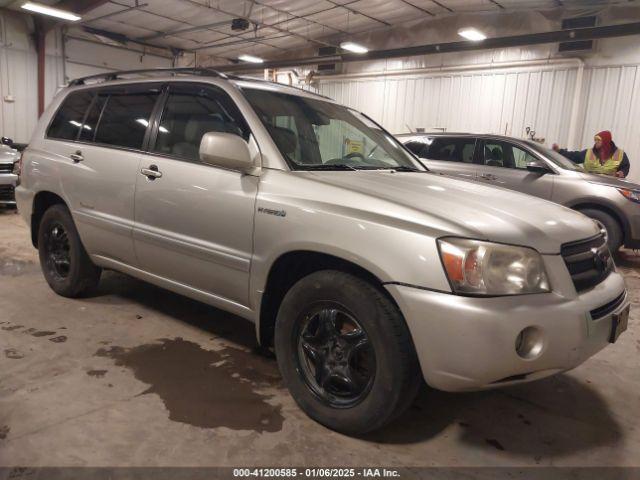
[16,69,629,434]
[399,132,640,252]
[0,137,21,207]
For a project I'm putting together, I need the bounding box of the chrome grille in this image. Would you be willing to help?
[561,234,613,293]
[0,185,15,202]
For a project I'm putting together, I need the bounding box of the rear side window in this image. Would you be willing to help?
[426,138,476,163]
[153,85,249,161]
[46,91,93,141]
[404,140,429,157]
[94,92,159,150]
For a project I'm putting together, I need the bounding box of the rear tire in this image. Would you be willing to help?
[38,204,101,297]
[579,208,623,252]
[274,270,421,435]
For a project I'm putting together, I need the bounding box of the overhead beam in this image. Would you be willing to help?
[139,19,232,41]
[82,25,174,52]
[211,22,640,72]
[177,0,339,48]
[81,2,150,24]
[399,0,435,16]
[55,0,111,15]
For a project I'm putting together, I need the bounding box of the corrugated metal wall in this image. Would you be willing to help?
[0,11,171,144]
[318,67,579,141]
[0,13,40,144]
[317,62,640,182]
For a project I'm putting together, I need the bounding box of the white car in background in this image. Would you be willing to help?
[0,137,22,207]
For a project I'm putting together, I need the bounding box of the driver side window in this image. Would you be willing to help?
[482,141,538,169]
[152,84,249,161]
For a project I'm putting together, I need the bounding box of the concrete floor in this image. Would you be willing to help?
[1,206,639,468]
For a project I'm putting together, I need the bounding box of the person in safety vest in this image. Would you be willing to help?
[552,130,630,178]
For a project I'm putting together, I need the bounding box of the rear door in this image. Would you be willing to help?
[405,136,478,181]
[476,139,554,199]
[132,82,259,307]
[49,84,161,266]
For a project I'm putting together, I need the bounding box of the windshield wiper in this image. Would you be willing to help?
[300,164,358,171]
[389,165,422,172]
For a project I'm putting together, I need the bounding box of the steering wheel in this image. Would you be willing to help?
[344,151,365,160]
[325,152,365,165]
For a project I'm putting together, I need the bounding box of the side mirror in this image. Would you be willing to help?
[199,132,254,173]
[526,160,550,174]
[1,137,14,147]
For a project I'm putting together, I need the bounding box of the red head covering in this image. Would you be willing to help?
[594,130,613,161]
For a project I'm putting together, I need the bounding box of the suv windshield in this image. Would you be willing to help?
[526,142,583,172]
[243,88,425,171]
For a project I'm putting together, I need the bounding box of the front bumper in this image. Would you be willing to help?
[0,173,18,205]
[387,265,628,392]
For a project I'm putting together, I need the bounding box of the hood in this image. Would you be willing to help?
[579,171,640,190]
[0,145,19,165]
[302,170,599,254]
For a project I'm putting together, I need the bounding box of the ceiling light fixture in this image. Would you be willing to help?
[340,42,368,54]
[238,54,264,63]
[21,2,81,21]
[458,28,487,41]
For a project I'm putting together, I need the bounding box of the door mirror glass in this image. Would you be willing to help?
[526,159,550,174]
[1,137,14,146]
[199,132,253,173]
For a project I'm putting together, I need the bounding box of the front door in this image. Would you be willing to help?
[133,83,258,307]
[476,139,554,199]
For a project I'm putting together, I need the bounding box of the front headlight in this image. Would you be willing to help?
[437,238,550,296]
[617,188,640,204]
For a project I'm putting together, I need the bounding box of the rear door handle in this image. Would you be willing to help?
[141,164,162,180]
[70,151,84,163]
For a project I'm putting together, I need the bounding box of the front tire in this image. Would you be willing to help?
[579,208,623,252]
[274,270,421,435]
[38,204,101,297]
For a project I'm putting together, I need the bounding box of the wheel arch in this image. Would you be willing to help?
[568,200,628,243]
[31,191,67,248]
[257,250,398,348]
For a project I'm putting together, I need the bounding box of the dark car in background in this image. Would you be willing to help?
[399,132,640,252]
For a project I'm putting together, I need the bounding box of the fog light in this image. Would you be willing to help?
[515,327,544,359]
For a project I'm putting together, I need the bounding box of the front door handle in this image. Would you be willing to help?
[141,164,162,180]
[70,151,84,163]
[480,173,497,181]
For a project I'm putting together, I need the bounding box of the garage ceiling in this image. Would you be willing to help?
[4,0,635,60]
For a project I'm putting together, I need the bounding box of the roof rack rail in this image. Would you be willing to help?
[68,67,228,86]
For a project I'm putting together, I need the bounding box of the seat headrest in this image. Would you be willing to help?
[184,115,226,143]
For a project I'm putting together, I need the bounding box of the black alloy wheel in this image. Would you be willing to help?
[295,304,376,408]
[43,222,71,280]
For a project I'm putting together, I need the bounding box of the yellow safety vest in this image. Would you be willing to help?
[584,148,624,175]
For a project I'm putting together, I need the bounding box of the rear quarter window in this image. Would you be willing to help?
[46,91,94,141]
